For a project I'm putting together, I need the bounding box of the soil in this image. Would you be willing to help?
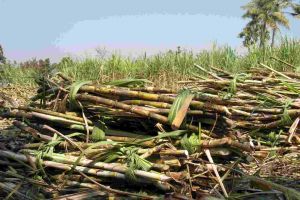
[0,85,36,150]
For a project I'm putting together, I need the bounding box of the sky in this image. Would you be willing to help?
[0,0,299,62]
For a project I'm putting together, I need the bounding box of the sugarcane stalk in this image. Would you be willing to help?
[121,100,172,109]
[1,110,85,126]
[54,190,107,200]
[160,150,189,158]
[0,150,169,183]
[13,121,52,142]
[76,93,211,138]
[139,144,166,159]
[26,151,171,182]
[210,65,232,77]
[204,149,228,198]
[259,63,292,79]
[131,87,176,94]
[194,64,224,80]
[201,137,253,152]
[79,86,231,115]
[17,106,93,125]
[163,159,181,167]
[0,151,123,178]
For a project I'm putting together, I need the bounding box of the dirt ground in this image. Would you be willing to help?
[0,85,36,151]
[0,84,35,129]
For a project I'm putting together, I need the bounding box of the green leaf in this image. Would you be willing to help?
[168,90,192,124]
[122,147,152,181]
[105,79,152,87]
[69,81,91,110]
[181,133,201,154]
[91,126,105,141]
[135,130,187,144]
[280,100,293,125]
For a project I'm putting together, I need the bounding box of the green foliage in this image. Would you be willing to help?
[91,126,106,141]
[135,130,188,144]
[168,89,192,124]
[0,44,6,64]
[239,0,293,48]
[2,39,300,87]
[280,100,293,125]
[69,81,91,110]
[180,133,201,154]
[105,78,152,87]
[292,3,300,17]
[122,147,152,181]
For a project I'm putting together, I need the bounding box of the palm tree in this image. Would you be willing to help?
[291,4,300,17]
[239,18,261,47]
[269,0,291,47]
[239,0,291,48]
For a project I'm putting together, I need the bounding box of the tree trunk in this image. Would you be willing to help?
[271,28,276,48]
[259,22,267,49]
[260,21,267,61]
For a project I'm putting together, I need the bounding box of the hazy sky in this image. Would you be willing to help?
[1,0,299,61]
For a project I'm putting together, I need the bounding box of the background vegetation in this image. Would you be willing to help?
[1,38,300,88]
[0,0,299,88]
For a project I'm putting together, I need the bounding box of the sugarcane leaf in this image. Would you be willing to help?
[135,130,187,144]
[96,145,123,163]
[105,79,152,87]
[281,81,300,95]
[257,93,283,107]
[181,133,200,154]
[122,147,152,181]
[171,93,194,130]
[91,126,105,141]
[280,100,293,125]
[69,81,91,110]
[223,74,238,99]
[168,90,192,125]
[65,132,85,138]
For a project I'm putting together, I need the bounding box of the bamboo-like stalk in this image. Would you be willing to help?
[0,150,170,183]
[121,100,172,109]
[1,110,85,126]
[194,64,224,80]
[53,190,107,200]
[163,159,181,167]
[204,149,228,198]
[259,63,292,79]
[13,121,52,142]
[131,87,176,94]
[22,150,170,182]
[76,93,211,138]
[160,150,189,158]
[79,86,231,115]
[0,150,122,178]
[139,144,166,159]
[31,112,85,126]
[201,137,253,152]
[210,65,232,77]
[17,106,93,125]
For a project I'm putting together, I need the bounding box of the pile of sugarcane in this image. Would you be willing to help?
[1,64,300,199]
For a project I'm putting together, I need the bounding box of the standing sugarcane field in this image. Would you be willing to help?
[1,1,300,200]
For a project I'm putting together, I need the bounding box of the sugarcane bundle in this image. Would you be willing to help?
[1,66,300,199]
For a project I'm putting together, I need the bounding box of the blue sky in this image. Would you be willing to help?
[0,0,299,61]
